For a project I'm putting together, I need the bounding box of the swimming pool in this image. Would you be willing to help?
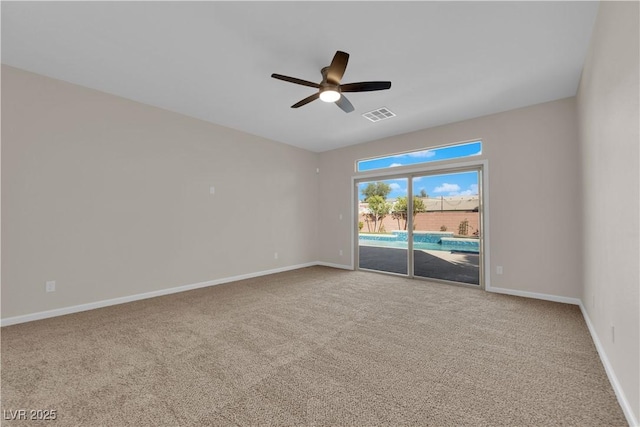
[359,231,479,253]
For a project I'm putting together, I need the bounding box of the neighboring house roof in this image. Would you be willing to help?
[420,196,479,212]
[359,196,479,213]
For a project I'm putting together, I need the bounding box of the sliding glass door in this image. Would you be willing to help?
[412,171,480,285]
[356,167,483,287]
[357,178,408,275]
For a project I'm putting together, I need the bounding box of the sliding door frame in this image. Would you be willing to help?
[355,174,411,277]
[352,159,490,290]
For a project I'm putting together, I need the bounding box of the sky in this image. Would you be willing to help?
[359,171,479,201]
[357,140,481,172]
[357,141,481,200]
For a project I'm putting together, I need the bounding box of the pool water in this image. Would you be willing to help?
[359,239,444,251]
[359,231,479,253]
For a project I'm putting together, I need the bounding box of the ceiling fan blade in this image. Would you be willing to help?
[326,51,349,85]
[291,92,320,108]
[340,81,392,92]
[271,74,320,89]
[335,95,354,113]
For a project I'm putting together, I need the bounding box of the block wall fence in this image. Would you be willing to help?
[359,211,480,235]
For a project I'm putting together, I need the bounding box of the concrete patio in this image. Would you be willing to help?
[358,245,480,285]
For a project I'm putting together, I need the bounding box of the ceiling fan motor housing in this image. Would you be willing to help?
[319,66,341,101]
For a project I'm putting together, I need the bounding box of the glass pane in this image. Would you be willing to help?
[358,178,408,275]
[357,140,482,172]
[412,171,480,285]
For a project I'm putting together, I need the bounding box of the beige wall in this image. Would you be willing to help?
[1,66,319,319]
[577,1,640,423]
[318,97,582,299]
[2,7,638,419]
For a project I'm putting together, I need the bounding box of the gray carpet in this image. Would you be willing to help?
[1,266,627,426]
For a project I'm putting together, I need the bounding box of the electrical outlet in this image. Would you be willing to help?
[274,252,278,260]
[339,249,343,256]
[45,280,56,292]
[496,266,503,275]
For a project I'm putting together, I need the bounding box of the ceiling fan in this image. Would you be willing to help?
[271,50,391,113]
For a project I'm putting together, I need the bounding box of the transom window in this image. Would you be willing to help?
[356,140,482,172]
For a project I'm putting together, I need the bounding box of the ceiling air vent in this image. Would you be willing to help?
[362,107,396,123]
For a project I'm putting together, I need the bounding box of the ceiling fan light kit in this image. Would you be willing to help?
[271,50,391,113]
[319,87,340,103]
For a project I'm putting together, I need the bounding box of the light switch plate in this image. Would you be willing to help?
[45,281,56,292]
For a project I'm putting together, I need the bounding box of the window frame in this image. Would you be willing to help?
[355,139,483,173]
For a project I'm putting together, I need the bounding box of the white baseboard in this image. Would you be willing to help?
[482,286,637,425]
[315,261,353,270]
[3,266,638,426]
[486,285,581,305]
[0,262,317,327]
[579,302,638,427]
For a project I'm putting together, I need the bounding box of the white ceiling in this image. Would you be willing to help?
[1,1,599,153]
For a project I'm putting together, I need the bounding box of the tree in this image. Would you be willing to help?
[418,189,427,198]
[391,206,404,230]
[361,182,392,233]
[366,195,392,233]
[392,196,426,230]
[361,182,391,201]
